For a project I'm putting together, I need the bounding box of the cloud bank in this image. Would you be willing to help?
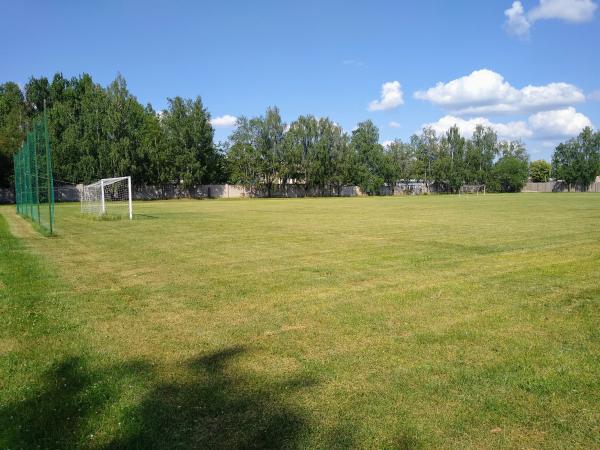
[422,107,593,141]
[414,69,585,115]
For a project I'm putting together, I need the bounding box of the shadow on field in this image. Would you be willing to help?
[106,346,318,449]
[0,356,150,449]
[2,347,325,449]
[132,213,159,220]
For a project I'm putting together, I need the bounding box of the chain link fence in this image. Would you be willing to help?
[13,111,54,235]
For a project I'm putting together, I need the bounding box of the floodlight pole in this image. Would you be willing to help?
[127,176,132,220]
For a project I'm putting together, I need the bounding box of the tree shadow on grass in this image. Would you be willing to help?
[106,346,318,449]
[0,356,150,449]
[1,345,430,449]
[3,347,348,449]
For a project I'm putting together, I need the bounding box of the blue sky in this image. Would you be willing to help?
[2,0,599,160]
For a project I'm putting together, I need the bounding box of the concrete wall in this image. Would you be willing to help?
[522,181,600,193]
[3,181,598,203]
[133,184,365,199]
[0,185,82,204]
[0,184,366,203]
[0,188,15,204]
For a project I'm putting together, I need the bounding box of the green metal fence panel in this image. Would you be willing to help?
[13,109,54,235]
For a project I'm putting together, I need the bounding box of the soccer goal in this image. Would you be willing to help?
[459,184,486,196]
[81,176,133,219]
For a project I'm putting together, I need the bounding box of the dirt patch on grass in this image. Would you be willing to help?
[0,208,42,241]
[0,338,20,355]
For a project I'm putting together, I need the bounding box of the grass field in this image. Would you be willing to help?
[1,194,599,449]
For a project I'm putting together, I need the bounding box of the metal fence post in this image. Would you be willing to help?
[44,103,54,235]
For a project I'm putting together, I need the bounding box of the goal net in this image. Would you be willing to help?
[459,184,486,195]
[81,176,133,219]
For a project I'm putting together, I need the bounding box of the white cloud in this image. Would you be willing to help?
[368,81,404,111]
[211,114,238,127]
[414,69,585,115]
[528,107,593,137]
[422,107,592,141]
[529,0,597,22]
[389,121,401,128]
[505,1,531,37]
[382,140,395,148]
[422,115,533,140]
[504,0,597,36]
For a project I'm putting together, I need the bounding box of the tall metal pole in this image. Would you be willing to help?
[13,157,18,214]
[25,134,32,219]
[33,122,41,225]
[44,101,54,235]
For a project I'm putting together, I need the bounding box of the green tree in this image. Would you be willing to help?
[430,125,466,193]
[0,82,27,186]
[227,116,260,187]
[140,104,171,185]
[226,107,285,196]
[47,73,108,184]
[383,140,414,191]
[25,76,51,115]
[493,156,529,192]
[318,119,350,195]
[350,120,385,194]
[411,127,437,186]
[284,115,319,190]
[101,75,146,180]
[162,96,219,188]
[529,160,551,182]
[492,141,529,192]
[3,72,229,188]
[551,127,600,190]
[283,116,348,194]
[256,107,286,196]
[465,125,498,184]
[498,140,528,161]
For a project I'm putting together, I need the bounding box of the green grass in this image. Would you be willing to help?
[1,194,599,449]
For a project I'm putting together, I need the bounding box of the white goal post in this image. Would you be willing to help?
[81,176,133,219]
[459,184,486,195]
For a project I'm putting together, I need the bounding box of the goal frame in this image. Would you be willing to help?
[459,184,486,196]
[81,176,133,219]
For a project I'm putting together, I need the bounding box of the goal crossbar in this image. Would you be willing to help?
[86,176,130,188]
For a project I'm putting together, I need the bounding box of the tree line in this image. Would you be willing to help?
[1,73,598,193]
[228,107,531,194]
[0,73,224,188]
